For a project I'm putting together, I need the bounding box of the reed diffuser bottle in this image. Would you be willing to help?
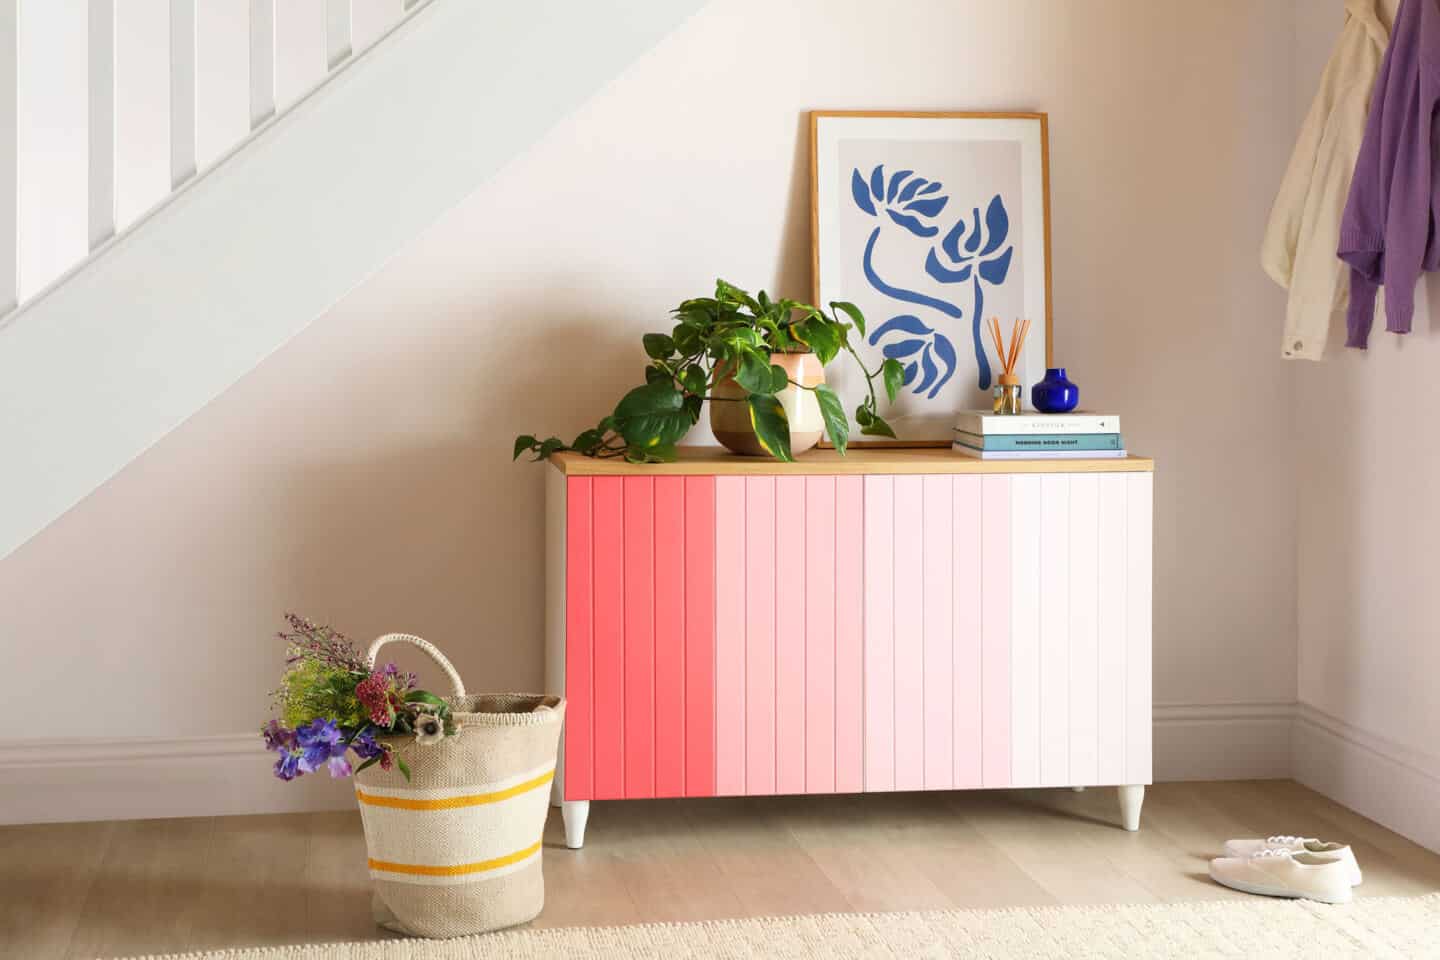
[988,317,1031,415]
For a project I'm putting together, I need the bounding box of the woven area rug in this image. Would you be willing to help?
[111,895,1440,959]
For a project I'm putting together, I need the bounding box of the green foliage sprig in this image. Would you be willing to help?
[515,279,904,464]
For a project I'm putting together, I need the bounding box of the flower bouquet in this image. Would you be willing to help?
[262,613,457,782]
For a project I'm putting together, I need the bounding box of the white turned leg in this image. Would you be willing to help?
[562,800,590,849]
[1117,785,1145,831]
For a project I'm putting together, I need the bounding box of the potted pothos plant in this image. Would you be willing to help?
[513,280,905,463]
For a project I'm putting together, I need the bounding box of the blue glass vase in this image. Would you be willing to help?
[1031,368,1079,414]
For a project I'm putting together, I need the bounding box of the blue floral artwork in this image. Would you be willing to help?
[850,163,1018,393]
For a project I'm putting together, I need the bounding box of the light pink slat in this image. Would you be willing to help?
[1067,474,1101,786]
[922,475,953,789]
[863,476,895,791]
[744,477,777,795]
[980,475,1012,787]
[1096,476,1128,785]
[714,477,747,796]
[1127,474,1154,784]
[1009,475,1042,789]
[892,475,925,791]
[834,476,865,793]
[953,476,983,788]
[805,476,837,794]
[775,477,806,795]
[653,477,686,798]
[1038,474,1070,787]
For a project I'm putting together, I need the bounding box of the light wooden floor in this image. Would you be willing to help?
[5,780,1440,959]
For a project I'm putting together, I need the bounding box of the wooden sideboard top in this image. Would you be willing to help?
[548,447,1154,477]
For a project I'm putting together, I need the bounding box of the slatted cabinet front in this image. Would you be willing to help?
[555,469,1152,802]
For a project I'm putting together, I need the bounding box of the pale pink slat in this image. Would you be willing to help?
[952,475,983,788]
[653,477,686,798]
[834,476,865,793]
[774,477,806,794]
[713,477,747,796]
[683,477,716,797]
[1096,475,1128,785]
[892,475,925,791]
[863,475,895,791]
[1009,474,1043,788]
[980,475,1011,787]
[804,476,837,793]
[622,478,655,798]
[590,477,626,800]
[1037,474,1071,787]
[1067,474,1101,787]
[1126,474,1154,785]
[744,477,777,795]
[564,478,594,801]
[922,475,953,789]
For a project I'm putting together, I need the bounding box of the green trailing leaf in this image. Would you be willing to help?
[747,393,793,462]
[736,349,776,395]
[769,364,791,393]
[613,382,691,450]
[882,358,906,404]
[536,438,565,461]
[512,435,536,461]
[643,333,675,360]
[396,757,411,781]
[645,364,670,385]
[793,318,842,365]
[404,691,447,710]
[815,384,849,454]
[855,403,874,427]
[831,301,866,339]
[680,365,708,397]
[682,394,703,424]
[861,414,897,439]
[354,755,381,774]
[571,429,604,454]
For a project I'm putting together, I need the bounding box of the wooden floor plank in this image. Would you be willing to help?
[0,780,1433,960]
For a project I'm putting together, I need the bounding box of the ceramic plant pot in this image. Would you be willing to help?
[710,351,825,457]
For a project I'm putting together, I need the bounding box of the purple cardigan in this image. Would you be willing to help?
[1338,0,1440,347]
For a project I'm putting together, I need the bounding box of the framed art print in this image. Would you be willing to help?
[811,111,1053,445]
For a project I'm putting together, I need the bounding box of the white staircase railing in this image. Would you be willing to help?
[0,0,425,320]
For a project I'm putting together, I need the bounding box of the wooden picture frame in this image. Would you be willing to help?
[811,111,1054,446]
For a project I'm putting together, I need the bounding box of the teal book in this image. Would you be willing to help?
[953,431,1124,452]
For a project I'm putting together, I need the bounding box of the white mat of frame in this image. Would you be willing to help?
[110,894,1440,960]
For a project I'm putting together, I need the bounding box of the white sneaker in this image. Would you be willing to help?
[1222,836,1362,885]
[1208,850,1354,904]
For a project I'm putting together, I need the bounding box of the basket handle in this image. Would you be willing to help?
[366,633,467,698]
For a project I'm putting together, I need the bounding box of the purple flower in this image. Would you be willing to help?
[296,718,347,775]
[351,729,383,760]
[326,755,353,778]
[261,719,295,752]
[274,750,302,781]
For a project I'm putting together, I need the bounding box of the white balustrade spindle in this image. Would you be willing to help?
[326,0,352,70]
[250,0,275,129]
[170,0,197,188]
[87,0,115,249]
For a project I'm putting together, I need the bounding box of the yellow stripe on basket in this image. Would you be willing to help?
[355,770,553,810]
[368,840,543,878]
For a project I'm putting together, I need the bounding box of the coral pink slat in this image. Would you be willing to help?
[653,477,686,798]
[683,477,716,797]
[590,477,626,800]
[744,477,777,795]
[622,478,655,797]
[713,477,747,795]
[564,478,594,801]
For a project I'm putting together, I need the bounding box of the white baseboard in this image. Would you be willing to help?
[2,704,1298,825]
[1294,703,1440,855]
[1152,702,1294,782]
[0,734,353,825]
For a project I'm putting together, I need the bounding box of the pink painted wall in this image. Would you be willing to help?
[0,2,1298,807]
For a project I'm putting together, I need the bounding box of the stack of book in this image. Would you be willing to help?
[952,411,1125,460]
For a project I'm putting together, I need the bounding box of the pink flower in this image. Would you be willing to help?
[355,673,394,727]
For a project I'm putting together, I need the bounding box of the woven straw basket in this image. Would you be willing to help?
[352,634,564,938]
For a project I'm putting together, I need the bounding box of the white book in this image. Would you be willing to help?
[951,444,1128,461]
[953,410,1121,436]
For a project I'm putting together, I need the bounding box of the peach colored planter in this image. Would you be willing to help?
[710,352,826,457]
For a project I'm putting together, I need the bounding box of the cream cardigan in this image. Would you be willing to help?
[1261,0,1397,360]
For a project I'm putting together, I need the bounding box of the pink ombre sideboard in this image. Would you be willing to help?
[544,448,1155,848]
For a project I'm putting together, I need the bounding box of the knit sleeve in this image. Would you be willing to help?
[1376,66,1436,335]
